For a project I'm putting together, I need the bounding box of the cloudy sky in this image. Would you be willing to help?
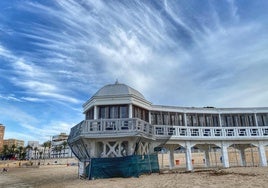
[0,0,268,144]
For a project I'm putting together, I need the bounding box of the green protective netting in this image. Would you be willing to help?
[86,154,159,179]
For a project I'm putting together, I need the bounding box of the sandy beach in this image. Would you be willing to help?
[1,164,268,188]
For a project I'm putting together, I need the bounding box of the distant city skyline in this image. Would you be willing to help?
[0,123,68,147]
[0,1,268,143]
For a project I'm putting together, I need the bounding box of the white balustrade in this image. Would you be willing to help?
[69,119,268,142]
[153,125,268,140]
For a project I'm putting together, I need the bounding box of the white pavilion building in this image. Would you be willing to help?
[68,81,268,177]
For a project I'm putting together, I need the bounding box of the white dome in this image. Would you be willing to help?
[93,82,145,99]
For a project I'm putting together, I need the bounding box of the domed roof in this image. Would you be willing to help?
[93,81,145,99]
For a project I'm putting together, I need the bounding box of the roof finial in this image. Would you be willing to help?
[115,79,119,84]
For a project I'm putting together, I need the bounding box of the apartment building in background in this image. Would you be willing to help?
[0,124,5,152]
[3,138,24,148]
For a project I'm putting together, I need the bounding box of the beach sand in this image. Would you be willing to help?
[1,165,268,188]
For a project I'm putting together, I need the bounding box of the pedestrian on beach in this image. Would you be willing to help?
[2,168,8,173]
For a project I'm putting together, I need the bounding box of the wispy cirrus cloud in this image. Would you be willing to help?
[0,105,38,125]
[0,103,81,142]
[19,120,76,142]
[3,0,267,108]
[0,94,22,102]
[21,97,45,102]
[0,0,268,143]
[0,43,17,61]
[0,45,82,104]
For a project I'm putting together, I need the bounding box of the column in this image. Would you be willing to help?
[148,112,152,124]
[239,148,246,166]
[168,148,175,169]
[89,141,96,158]
[221,142,229,168]
[204,149,211,167]
[103,141,107,157]
[93,106,97,120]
[254,113,258,127]
[258,142,267,167]
[218,114,222,127]
[185,141,193,171]
[129,104,133,118]
[183,113,187,127]
[127,140,134,156]
[78,161,86,177]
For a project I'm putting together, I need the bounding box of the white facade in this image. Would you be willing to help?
[51,133,73,158]
[26,141,44,159]
[68,82,268,172]
[28,141,39,148]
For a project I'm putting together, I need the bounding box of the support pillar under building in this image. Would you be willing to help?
[197,145,211,167]
[258,142,267,167]
[239,148,247,167]
[78,161,87,177]
[204,149,211,167]
[168,149,175,170]
[221,143,229,168]
[166,144,178,170]
[185,142,193,171]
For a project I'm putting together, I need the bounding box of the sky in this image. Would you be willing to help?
[0,0,268,144]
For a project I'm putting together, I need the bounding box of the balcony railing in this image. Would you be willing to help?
[68,119,268,142]
[68,118,154,142]
[154,125,268,140]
